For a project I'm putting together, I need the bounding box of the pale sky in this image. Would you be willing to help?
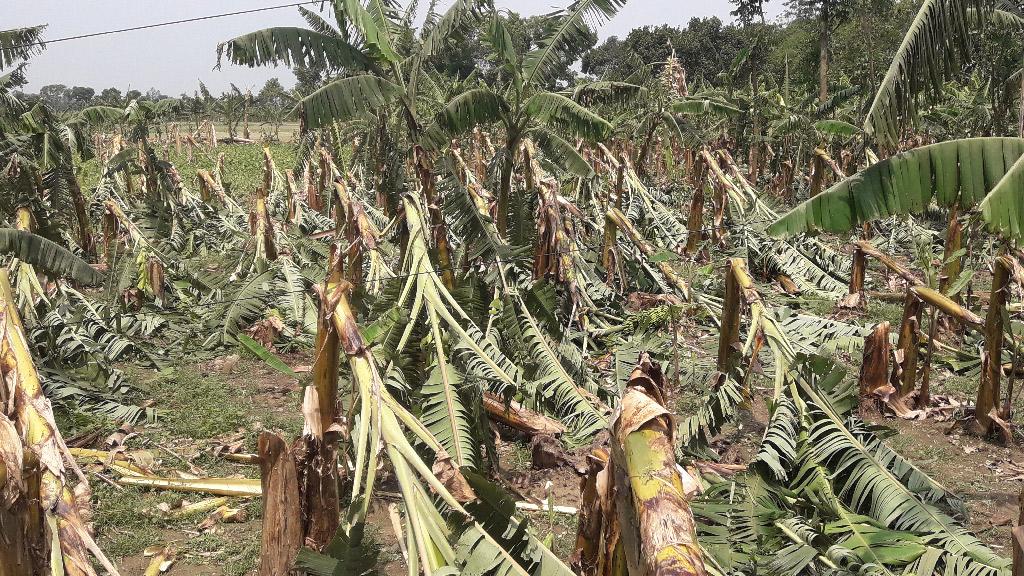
[6,0,783,95]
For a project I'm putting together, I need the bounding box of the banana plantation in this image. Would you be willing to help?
[4,0,1024,574]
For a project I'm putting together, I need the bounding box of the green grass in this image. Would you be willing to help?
[91,484,165,559]
[79,142,297,201]
[181,531,261,576]
[139,362,302,450]
[148,368,252,440]
[53,408,119,444]
[167,143,297,199]
[91,362,302,568]
[863,299,904,327]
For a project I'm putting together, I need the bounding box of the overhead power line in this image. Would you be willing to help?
[10,1,320,50]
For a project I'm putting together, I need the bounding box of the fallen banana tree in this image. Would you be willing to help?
[0,269,120,576]
[838,238,1016,434]
[257,249,582,576]
[574,353,706,576]
[682,257,1010,576]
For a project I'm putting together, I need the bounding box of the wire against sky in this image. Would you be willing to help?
[9,1,321,50]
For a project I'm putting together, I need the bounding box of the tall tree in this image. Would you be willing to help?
[788,0,854,102]
[731,0,767,25]
[97,87,124,106]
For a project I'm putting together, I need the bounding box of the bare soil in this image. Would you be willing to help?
[88,334,1024,574]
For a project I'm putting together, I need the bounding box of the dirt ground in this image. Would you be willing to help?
[862,414,1024,552]
[79,338,1023,574]
[81,350,583,575]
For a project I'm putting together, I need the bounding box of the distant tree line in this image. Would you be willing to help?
[14,1,1021,136]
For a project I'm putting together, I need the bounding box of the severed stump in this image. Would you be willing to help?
[258,432,302,576]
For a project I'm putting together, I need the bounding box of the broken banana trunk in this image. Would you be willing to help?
[414,145,456,291]
[602,158,625,283]
[298,252,345,547]
[974,256,1013,436]
[483,392,566,438]
[257,432,302,576]
[607,207,691,301]
[576,354,706,576]
[858,322,892,414]
[0,270,120,576]
[254,252,346,563]
[718,258,760,375]
[249,187,279,265]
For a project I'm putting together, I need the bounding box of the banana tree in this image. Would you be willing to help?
[423,0,629,236]
[221,0,488,282]
[0,27,44,123]
[79,97,183,211]
[0,269,120,576]
[18,104,106,255]
[767,137,1024,238]
[864,0,1024,148]
[575,353,706,575]
[768,136,1024,436]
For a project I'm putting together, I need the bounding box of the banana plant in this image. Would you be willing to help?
[864,0,1024,147]
[767,137,1024,239]
[222,0,489,280]
[0,269,122,576]
[292,250,580,576]
[423,0,630,236]
[682,259,1009,576]
[0,26,43,120]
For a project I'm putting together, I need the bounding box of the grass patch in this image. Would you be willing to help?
[92,484,165,559]
[863,299,904,327]
[89,359,305,571]
[181,531,261,576]
[79,142,297,202]
[129,360,302,459]
[53,408,119,443]
[149,368,252,440]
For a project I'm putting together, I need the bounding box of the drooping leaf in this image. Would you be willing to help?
[571,81,646,106]
[218,27,370,72]
[423,87,507,149]
[0,229,104,285]
[863,0,995,146]
[236,333,298,378]
[531,128,594,178]
[768,137,1024,237]
[300,75,403,129]
[978,153,1024,242]
[525,91,612,142]
[813,119,860,139]
[672,97,741,117]
[522,0,627,88]
[0,26,46,70]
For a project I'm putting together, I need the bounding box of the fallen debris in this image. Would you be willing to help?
[119,475,262,496]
